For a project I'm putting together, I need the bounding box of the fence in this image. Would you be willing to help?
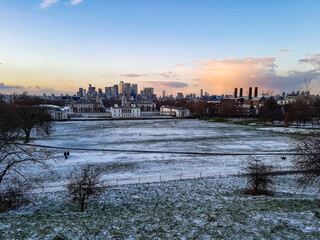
[104,170,240,186]
[36,168,301,193]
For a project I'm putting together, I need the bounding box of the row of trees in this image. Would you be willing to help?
[156,97,320,126]
[258,98,316,126]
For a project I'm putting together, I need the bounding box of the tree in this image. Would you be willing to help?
[291,132,320,189]
[244,158,274,195]
[10,95,52,143]
[284,99,313,127]
[258,98,281,124]
[0,143,53,185]
[218,102,244,119]
[0,175,33,212]
[0,96,55,186]
[67,164,105,212]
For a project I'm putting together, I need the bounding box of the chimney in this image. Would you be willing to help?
[249,87,252,100]
[234,88,238,98]
[254,87,258,98]
[239,88,243,97]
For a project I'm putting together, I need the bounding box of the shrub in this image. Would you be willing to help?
[243,158,274,196]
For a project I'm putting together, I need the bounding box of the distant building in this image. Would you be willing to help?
[113,85,119,96]
[160,105,190,117]
[177,93,184,100]
[39,105,69,120]
[111,106,141,118]
[243,96,272,107]
[130,101,156,112]
[141,87,154,99]
[132,84,138,97]
[68,102,106,113]
[88,84,97,97]
[119,81,125,95]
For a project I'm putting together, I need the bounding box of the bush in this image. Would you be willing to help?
[291,132,320,190]
[243,158,274,196]
[0,176,32,212]
[66,164,105,212]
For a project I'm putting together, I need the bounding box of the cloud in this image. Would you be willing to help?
[0,83,24,89]
[143,81,189,89]
[35,86,41,89]
[278,49,292,53]
[70,0,83,5]
[154,72,179,79]
[120,74,149,77]
[299,54,320,69]
[185,56,320,94]
[175,63,186,67]
[40,0,60,9]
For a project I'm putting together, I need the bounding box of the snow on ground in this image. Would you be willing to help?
[1,119,319,239]
[1,175,320,239]
[29,119,295,188]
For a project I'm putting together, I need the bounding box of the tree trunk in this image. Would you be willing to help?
[24,129,31,143]
[80,197,85,212]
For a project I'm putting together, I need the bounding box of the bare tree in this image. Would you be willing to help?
[5,94,53,143]
[0,175,33,212]
[0,97,55,185]
[67,164,105,212]
[0,143,54,185]
[244,158,274,195]
[291,132,320,189]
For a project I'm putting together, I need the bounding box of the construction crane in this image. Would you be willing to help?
[304,78,312,96]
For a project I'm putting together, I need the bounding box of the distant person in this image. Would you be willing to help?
[64,152,67,159]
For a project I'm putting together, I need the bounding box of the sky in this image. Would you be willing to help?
[0,0,320,96]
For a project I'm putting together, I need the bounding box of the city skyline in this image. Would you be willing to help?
[1,0,320,95]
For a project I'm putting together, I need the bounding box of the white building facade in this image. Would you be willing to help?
[160,105,190,117]
[111,106,141,118]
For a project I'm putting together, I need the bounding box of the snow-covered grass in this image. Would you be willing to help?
[1,119,320,239]
[29,119,296,189]
[1,175,320,239]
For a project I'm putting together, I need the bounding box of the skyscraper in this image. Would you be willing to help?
[132,84,138,96]
[141,87,154,99]
[113,84,119,96]
[124,83,132,98]
[163,90,166,99]
[78,88,84,97]
[200,89,203,99]
[119,81,125,95]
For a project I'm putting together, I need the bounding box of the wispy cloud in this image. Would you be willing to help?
[0,83,24,89]
[40,0,60,9]
[40,0,83,9]
[278,49,292,53]
[120,74,149,77]
[143,81,189,89]
[70,0,83,5]
[120,72,179,79]
[299,54,320,69]
[153,72,179,79]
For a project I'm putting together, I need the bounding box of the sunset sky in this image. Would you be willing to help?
[0,0,320,96]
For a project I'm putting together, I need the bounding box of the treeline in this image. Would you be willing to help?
[156,97,320,126]
[258,98,320,126]
[0,94,52,143]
